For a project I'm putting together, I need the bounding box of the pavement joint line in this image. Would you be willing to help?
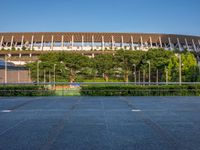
[0,119,26,136]
[42,97,81,150]
[101,98,113,150]
[7,99,36,111]
[121,96,180,149]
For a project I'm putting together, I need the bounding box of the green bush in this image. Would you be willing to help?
[0,85,55,96]
[80,84,200,96]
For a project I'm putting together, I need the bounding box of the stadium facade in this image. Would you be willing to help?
[0,32,200,51]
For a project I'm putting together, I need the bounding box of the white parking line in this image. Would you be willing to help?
[1,110,12,113]
[131,109,141,112]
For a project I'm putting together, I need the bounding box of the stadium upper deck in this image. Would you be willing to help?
[0,32,200,51]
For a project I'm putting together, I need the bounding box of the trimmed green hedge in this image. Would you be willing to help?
[0,85,55,96]
[80,84,200,96]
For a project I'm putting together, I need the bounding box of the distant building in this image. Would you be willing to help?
[0,60,31,83]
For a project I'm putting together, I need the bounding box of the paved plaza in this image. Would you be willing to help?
[0,96,200,150]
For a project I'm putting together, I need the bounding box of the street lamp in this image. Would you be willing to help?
[138,70,141,84]
[54,64,56,88]
[17,60,21,83]
[4,55,7,84]
[28,68,31,83]
[133,64,136,84]
[147,60,151,84]
[179,54,182,85]
[143,69,145,85]
[43,69,46,83]
[37,60,41,83]
[156,69,159,85]
[165,66,168,84]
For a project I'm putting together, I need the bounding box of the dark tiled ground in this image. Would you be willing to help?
[0,96,200,150]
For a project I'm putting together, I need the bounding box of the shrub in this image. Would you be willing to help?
[80,84,200,96]
[0,85,55,96]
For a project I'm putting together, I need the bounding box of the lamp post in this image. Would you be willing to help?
[138,70,141,84]
[43,69,46,83]
[156,69,158,85]
[165,66,168,84]
[179,54,182,85]
[28,68,31,83]
[4,55,7,84]
[54,64,56,89]
[147,60,151,84]
[133,64,136,84]
[17,60,21,83]
[37,61,41,83]
[143,69,145,85]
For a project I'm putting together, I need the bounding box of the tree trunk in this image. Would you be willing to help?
[104,73,109,82]
[124,70,129,82]
[69,69,75,83]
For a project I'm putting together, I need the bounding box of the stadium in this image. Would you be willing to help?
[0,32,200,51]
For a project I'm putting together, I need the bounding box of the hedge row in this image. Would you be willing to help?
[80,84,200,96]
[0,85,55,96]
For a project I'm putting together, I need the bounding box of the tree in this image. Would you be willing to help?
[115,50,145,82]
[27,52,90,82]
[181,52,198,82]
[93,54,115,82]
[57,52,90,82]
[145,48,173,69]
[143,48,174,82]
[167,55,179,82]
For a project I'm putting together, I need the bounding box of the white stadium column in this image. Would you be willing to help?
[131,36,134,50]
[185,38,189,51]
[31,35,34,50]
[92,35,94,50]
[140,36,144,49]
[41,35,44,50]
[177,38,181,51]
[21,35,24,49]
[51,35,54,51]
[192,39,197,52]
[71,35,74,49]
[159,37,162,48]
[150,37,153,48]
[168,37,172,50]
[61,35,64,50]
[82,35,84,50]
[121,36,124,49]
[111,36,114,50]
[0,36,4,49]
[102,36,105,50]
[10,36,14,48]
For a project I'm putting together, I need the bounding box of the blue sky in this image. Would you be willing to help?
[0,0,200,35]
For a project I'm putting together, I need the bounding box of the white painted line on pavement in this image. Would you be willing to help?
[1,110,12,113]
[131,109,141,112]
